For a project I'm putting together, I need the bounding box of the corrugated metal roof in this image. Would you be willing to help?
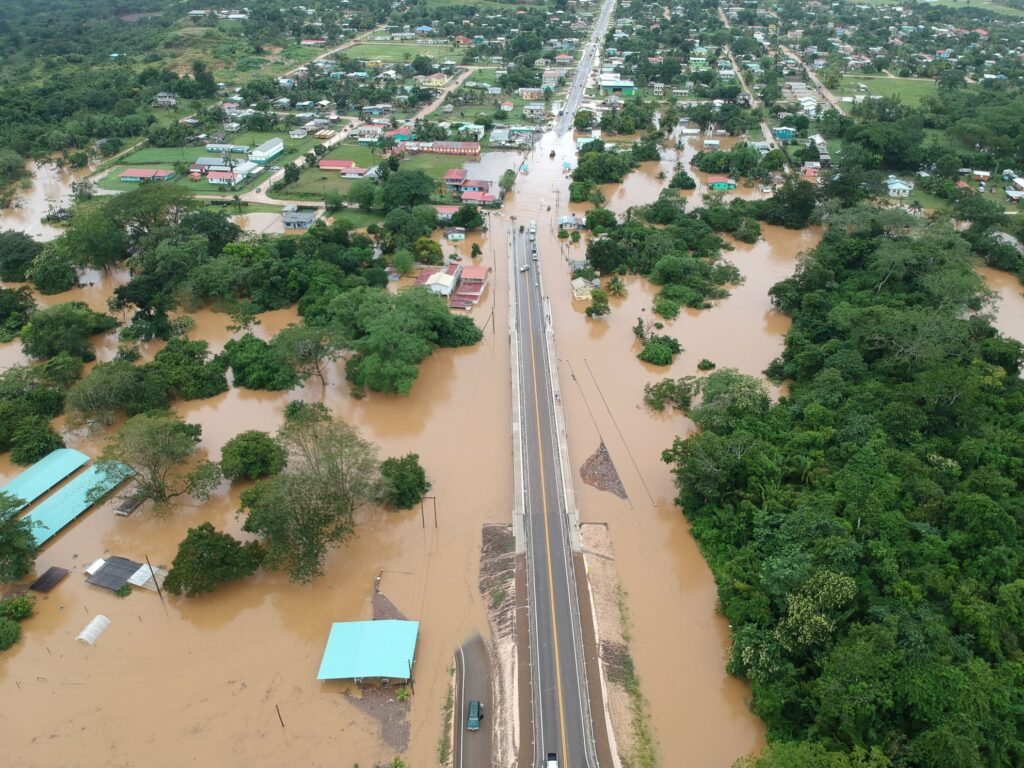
[0,448,89,511]
[23,463,129,546]
[317,620,419,680]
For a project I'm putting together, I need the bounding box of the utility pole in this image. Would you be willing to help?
[145,555,164,605]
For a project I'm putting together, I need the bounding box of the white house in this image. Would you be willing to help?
[886,175,913,198]
[289,128,308,139]
[250,137,284,164]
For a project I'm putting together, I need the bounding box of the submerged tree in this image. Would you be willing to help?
[241,413,380,582]
[163,523,265,597]
[0,491,35,582]
[95,412,221,507]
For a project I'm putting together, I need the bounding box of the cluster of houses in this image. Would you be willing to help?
[414,262,491,309]
[442,169,496,205]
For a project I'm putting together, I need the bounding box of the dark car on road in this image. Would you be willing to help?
[467,699,483,731]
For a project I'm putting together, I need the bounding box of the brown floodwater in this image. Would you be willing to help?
[978,265,1024,343]
[508,130,819,765]
[1,125,812,767]
[0,161,91,241]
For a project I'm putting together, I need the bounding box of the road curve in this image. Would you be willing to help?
[454,635,492,768]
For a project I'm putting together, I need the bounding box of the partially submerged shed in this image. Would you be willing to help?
[316,619,420,683]
[0,448,89,511]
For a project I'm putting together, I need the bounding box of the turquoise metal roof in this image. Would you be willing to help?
[317,620,419,681]
[0,449,89,511]
[24,463,128,546]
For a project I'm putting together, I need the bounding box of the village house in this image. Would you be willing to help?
[886,175,914,198]
[120,168,176,183]
[707,176,737,191]
[518,87,544,101]
[153,92,177,108]
[282,205,318,229]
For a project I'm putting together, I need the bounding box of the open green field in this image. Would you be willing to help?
[323,143,378,165]
[851,0,1024,16]
[342,42,461,63]
[837,75,937,106]
[269,167,358,200]
[118,131,319,166]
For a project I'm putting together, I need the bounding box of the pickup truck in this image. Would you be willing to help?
[546,753,559,768]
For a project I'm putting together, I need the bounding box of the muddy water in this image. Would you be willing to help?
[0,162,90,241]
[978,265,1024,342]
[2,249,512,767]
[512,130,822,764]
[2,123,804,766]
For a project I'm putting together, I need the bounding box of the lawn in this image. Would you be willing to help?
[268,167,359,200]
[342,42,461,63]
[118,131,319,167]
[838,75,936,106]
[323,143,378,165]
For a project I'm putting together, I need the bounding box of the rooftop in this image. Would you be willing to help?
[317,620,420,681]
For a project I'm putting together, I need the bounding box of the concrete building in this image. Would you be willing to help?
[249,137,284,164]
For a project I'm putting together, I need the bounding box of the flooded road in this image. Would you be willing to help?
[0,122,814,767]
[508,128,812,764]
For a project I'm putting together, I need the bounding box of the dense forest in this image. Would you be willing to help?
[663,206,1024,767]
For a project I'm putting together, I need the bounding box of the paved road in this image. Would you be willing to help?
[556,0,617,135]
[454,635,492,768]
[513,228,597,768]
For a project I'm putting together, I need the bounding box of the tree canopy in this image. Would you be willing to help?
[662,208,1024,767]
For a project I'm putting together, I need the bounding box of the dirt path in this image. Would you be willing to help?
[413,67,479,120]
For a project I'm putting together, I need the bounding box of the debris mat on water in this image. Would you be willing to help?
[580,441,627,499]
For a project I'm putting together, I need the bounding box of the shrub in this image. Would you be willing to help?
[223,334,298,391]
[220,430,286,482]
[164,522,265,597]
[697,358,716,371]
[638,335,682,366]
[380,453,429,509]
[0,594,34,621]
[10,416,64,465]
[0,616,20,650]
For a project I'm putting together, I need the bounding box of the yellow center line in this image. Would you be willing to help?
[522,241,571,768]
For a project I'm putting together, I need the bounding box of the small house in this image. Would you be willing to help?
[445,227,466,241]
[886,175,913,198]
[120,168,176,183]
[707,176,736,190]
[282,205,317,230]
[773,126,796,140]
[289,128,308,139]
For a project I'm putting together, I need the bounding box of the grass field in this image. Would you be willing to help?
[853,0,1024,16]
[837,75,937,106]
[342,42,461,63]
[118,131,319,166]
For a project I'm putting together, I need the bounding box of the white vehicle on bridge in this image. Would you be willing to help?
[546,753,559,768]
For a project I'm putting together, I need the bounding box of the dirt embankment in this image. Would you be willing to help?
[581,441,628,500]
[582,523,657,768]
[479,524,519,767]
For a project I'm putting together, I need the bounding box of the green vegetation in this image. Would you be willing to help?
[837,75,937,106]
[662,207,1024,767]
[164,523,265,597]
[241,410,380,582]
[379,453,429,509]
[643,377,697,411]
[0,617,21,652]
[0,232,41,281]
[0,492,35,583]
[220,430,286,482]
[590,194,740,319]
[96,412,221,507]
[633,318,682,366]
